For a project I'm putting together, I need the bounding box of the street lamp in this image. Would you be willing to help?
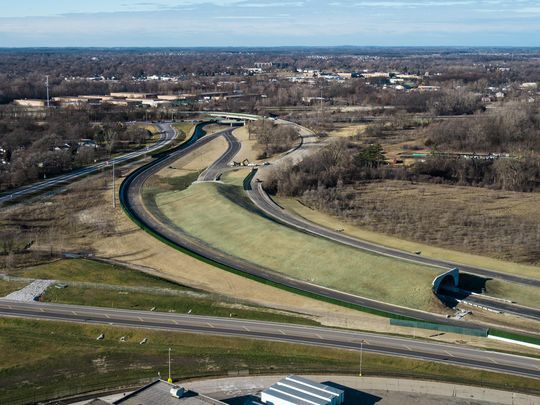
[112,159,116,209]
[168,347,173,383]
[359,339,366,377]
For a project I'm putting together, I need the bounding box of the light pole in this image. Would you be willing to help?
[168,347,172,383]
[112,159,116,209]
[359,339,365,377]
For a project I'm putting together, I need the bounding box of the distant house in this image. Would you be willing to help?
[14,99,46,108]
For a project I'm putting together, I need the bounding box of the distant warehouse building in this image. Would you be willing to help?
[261,375,344,405]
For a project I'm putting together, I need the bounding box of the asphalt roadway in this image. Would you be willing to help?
[198,129,241,182]
[0,122,178,205]
[247,139,540,289]
[120,124,540,330]
[0,300,539,379]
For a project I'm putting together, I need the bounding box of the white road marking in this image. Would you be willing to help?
[278,330,286,335]
[243,326,250,332]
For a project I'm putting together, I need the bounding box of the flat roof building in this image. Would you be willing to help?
[14,99,47,108]
[112,380,226,405]
[261,375,344,405]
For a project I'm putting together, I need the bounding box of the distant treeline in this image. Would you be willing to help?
[0,111,150,191]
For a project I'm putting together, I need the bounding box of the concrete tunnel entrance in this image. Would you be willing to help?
[432,268,460,294]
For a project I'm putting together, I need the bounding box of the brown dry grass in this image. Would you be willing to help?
[328,124,367,138]
[301,180,540,267]
[232,126,259,162]
[277,197,540,280]
[2,131,538,354]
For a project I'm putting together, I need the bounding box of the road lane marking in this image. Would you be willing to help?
[206,323,215,328]
[445,351,454,357]
[243,326,250,332]
[138,317,144,322]
[278,330,286,335]
[316,334,324,340]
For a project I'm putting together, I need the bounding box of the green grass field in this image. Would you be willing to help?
[276,196,540,280]
[154,180,444,313]
[42,286,320,325]
[485,280,540,308]
[1,318,539,404]
[7,259,185,289]
[0,280,27,296]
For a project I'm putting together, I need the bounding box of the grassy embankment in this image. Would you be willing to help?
[274,182,540,309]
[0,280,27,296]
[1,318,539,404]
[276,197,540,309]
[152,174,445,314]
[9,259,319,325]
[274,193,540,279]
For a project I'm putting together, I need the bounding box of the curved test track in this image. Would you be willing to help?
[119,122,539,333]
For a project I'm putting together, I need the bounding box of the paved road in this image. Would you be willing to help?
[247,130,540,290]
[0,122,178,205]
[0,300,538,379]
[456,294,540,321]
[119,122,540,331]
[198,129,241,182]
[245,126,540,320]
[248,182,540,294]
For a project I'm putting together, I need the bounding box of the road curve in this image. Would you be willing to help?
[119,122,540,333]
[0,123,178,205]
[198,130,241,182]
[0,300,539,379]
[247,181,540,292]
[246,128,540,289]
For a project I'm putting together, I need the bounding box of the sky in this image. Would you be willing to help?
[0,0,539,47]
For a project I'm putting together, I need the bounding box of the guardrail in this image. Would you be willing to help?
[390,318,489,337]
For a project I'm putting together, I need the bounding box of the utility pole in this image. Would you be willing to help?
[320,86,323,116]
[112,159,116,209]
[359,339,365,377]
[167,348,173,383]
[45,75,50,108]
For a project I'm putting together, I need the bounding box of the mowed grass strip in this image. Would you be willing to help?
[1,318,539,404]
[155,182,443,313]
[276,194,540,280]
[9,259,186,289]
[42,286,320,326]
[485,280,540,308]
[0,280,27,296]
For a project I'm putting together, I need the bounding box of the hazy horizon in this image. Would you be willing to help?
[1,1,540,48]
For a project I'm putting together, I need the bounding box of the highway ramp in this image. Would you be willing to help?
[0,123,178,205]
[119,122,540,334]
[246,126,540,290]
[0,300,539,380]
